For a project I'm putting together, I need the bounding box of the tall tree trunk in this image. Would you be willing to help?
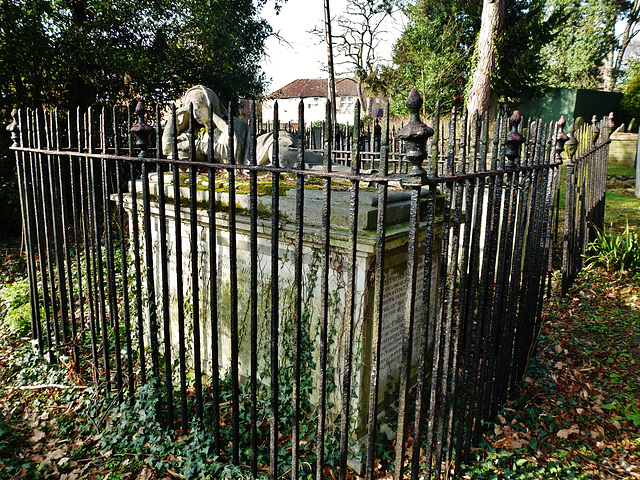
[607,0,640,91]
[466,0,505,116]
[357,82,366,115]
[603,49,615,92]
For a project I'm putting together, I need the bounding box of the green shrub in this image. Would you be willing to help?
[585,219,640,273]
[0,279,32,336]
[620,58,640,127]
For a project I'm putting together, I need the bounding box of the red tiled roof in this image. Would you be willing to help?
[268,78,358,99]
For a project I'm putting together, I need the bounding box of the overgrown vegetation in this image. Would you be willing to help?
[459,181,640,479]
[0,179,638,479]
[0,279,32,337]
[585,219,640,272]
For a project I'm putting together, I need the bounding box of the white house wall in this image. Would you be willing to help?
[263,96,358,125]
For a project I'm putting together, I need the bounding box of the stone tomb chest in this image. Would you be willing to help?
[120,173,442,441]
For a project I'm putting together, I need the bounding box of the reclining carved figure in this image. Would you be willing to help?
[161,85,249,164]
[162,85,322,168]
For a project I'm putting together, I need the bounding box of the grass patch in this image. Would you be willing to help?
[608,161,637,178]
[603,191,640,233]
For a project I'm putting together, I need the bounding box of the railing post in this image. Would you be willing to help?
[505,111,524,169]
[393,88,433,480]
[562,123,578,296]
[131,100,154,158]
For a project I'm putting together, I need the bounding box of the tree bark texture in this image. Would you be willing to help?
[466,0,505,117]
[604,0,640,91]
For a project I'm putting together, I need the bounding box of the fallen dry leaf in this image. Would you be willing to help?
[45,447,67,463]
[557,425,580,439]
[136,467,155,480]
[30,429,46,442]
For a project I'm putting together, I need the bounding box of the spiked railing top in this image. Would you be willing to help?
[591,115,600,147]
[397,88,434,179]
[6,108,20,148]
[131,100,154,158]
[131,100,154,135]
[505,111,524,169]
[564,123,578,160]
[554,115,569,158]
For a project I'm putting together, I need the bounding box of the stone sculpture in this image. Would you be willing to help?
[256,130,299,167]
[162,85,322,168]
[161,85,249,163]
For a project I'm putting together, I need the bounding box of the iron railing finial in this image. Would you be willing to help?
[554,115,569,160]
[505,110,524,169]
[397,88,433,183]
[591,115,600,147]
[564,123,578,161]
[6,108,20,148]
[131,100,154,158]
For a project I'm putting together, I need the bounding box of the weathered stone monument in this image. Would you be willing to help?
[122,87,444,473]
[121,173,442,435]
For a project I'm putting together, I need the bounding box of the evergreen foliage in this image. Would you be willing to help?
[539,0,617,89]
[620,57,640,123]
[0,0,273,110]
[384,0,555,114]
[0,0,275,237]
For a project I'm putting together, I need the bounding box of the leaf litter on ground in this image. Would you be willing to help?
[0,209,639,478]
[460,267,640,479]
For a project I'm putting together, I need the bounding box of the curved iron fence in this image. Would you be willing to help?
[7,89,608,480]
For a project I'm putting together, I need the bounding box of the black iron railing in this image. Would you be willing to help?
[7,89,606,480]
[561,115,611,296]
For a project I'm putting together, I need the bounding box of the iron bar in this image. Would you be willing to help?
[138,106,159,384]
[393,90,433,480]
[269,101,281,480]
[338,100,361,480]
[315,100,333,480]
[432,109,457,480]
[114,118,135,403]
[45,110,71,347]
[207,105,221,455]
[34,109,58,360]
[228,101,241,466]
[188,102,204,421]
[291,99,305,480]
[410,99,440,480]
[443,108,469,477]
[89,108,111,392]
[101,107,122,395]
[365,102,390,480]
[248,100,258,475]
[170,103,188,434]
[156,104,174,425]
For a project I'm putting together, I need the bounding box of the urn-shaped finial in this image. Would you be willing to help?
[6,108,20,147]
[505,111,524,169]
[554,116,569,159]
[397,89,434,182]
[591,115,600,147]
[131,100,154,158]
[564,123,578,161]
